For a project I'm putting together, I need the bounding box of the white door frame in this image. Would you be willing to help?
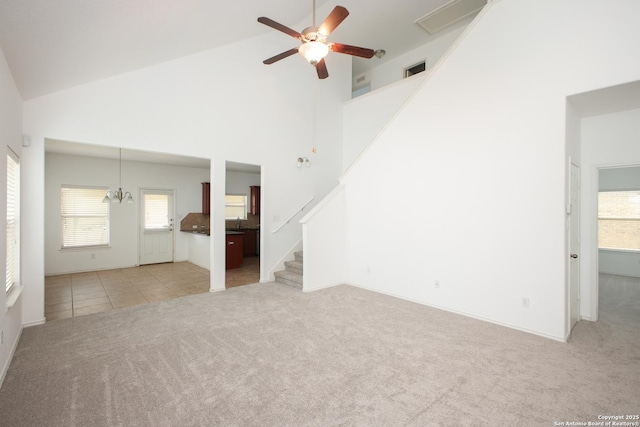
[590,162,640,323]
[567,160,581,333]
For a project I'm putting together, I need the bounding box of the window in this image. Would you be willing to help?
[61,186,110,248]
[6,149,19,294]
[598,190,640,251]
[144,193,170,229]
[225,194,247,220]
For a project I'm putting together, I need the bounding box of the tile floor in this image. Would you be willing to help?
[45,257,260,321]
[226,256,260,289]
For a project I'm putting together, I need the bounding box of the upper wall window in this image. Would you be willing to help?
[404,60,426,78]
[598,190,640,251]
[6,149,20,294]
[61,186,110,248]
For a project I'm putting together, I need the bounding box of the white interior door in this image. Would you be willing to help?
[569,163,581,330]
[139,189,174,265]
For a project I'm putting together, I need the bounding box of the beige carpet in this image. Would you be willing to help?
[0,279,638,426]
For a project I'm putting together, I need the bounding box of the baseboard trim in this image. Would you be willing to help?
[345,282,567,343]
[24,318,46,327]
[303,282,342,292]
[0,325,23,389]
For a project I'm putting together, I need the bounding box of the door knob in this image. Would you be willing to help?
[570,253,578,259]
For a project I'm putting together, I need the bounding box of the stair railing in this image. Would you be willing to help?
[271,196,314,234]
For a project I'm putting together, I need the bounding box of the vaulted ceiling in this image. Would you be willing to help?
[0,0,474,100]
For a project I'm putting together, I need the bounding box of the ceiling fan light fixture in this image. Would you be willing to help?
[298,41,328,65]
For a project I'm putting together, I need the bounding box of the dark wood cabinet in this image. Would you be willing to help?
[202,182,210,215]
[250,186,260,215]
[242,229,257,256]
[225,234,243,270]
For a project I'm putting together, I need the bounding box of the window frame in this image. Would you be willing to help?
[6,148,20,295]
[225,194,248,220]
[597,189,640,253]
[60,185,111,249]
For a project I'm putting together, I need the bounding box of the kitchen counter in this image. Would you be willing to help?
[181,230,210,236]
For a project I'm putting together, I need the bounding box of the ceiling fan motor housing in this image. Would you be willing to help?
[301,26,326,43]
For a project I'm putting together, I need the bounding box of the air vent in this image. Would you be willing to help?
[415,0,486,35]
[352,72,370,90]
[404,61,426,78]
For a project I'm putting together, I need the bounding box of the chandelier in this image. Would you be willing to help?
[103,148,134,204]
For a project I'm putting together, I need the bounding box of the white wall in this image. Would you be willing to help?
[301,184,345,291]
[340,0,640,341]
[581,110,640,319]
[368,25,466,92]
[225,169,260,204]
[343,75,424,172]
[21,31,350,324]
[44,152,209,275]
[0,45,24,386]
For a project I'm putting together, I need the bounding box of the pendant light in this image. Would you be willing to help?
[103,148,134,204]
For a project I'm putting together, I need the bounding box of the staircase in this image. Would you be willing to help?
[274,251,303,289]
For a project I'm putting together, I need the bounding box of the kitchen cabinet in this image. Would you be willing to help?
[225,233,243,270]
[242,229,258,256]
[250,186,260,215]
[202,182,210,215]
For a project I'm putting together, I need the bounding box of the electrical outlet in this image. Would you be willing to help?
[434,281,440,289]
[522,297,530,308]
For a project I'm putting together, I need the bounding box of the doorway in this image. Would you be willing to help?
[225,161,262,288]
[595,165,640,324]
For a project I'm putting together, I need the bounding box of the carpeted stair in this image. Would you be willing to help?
[274,251,303,289]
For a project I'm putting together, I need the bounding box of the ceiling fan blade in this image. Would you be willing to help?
[263,48,299,65]
[329,43,375,59]
[257,17,302,39]
[315,58,329,79]
[318,6,349,36]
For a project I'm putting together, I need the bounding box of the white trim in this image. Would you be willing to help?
[5,285,23,309]
[0,326,23,389]
[303,281,343,292]
[24,318,45,327]
[345,282,567,343]
[299,184,344,224]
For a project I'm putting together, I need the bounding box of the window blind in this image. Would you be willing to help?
[6,150,19,293]
[61,186,109,248]
[225,194,247,220]
[144,194,169,229]
[598,190,640,251]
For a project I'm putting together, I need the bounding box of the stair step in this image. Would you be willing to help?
[284,260,303,274]
[275,270,303,290]
[294,251,303,262]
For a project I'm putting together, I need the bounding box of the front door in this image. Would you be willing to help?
[139,189,175,265]
[569,163,581,330]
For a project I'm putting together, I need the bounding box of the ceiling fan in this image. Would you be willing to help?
[257,1,375,79]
